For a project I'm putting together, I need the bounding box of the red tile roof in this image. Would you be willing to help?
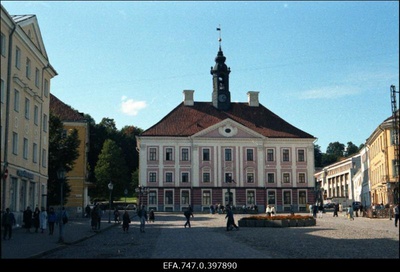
[50,94,86,122]
[142,102,315,139]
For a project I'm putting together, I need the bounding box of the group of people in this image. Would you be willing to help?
[2,205,67,240]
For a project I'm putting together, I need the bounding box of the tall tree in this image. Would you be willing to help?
[314,144,323,168]
[47,113,80,206]
[346,141,359,156]
[326,141,346,158]
[94,139,130,200]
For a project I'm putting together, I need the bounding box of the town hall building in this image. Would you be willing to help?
[136,42,317,213]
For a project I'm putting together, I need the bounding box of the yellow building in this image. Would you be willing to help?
[50,94,91,217]
[366,110,399,206]
[1,5,57,222]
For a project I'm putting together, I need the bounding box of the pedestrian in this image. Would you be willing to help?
[23,206,33,233]
[318,204,323,218]
[91,206,99,231]
[2,208,16,240]
[149,209,155,223]
[114,208,120,223]
[61,207,68,225]
[47,207,57,235]
[33,207,40,233]
[265,205,272,216]
[225,206,239,231]
[85,204,91,218]
[309,203,313,215]
[137,205,148,233]
[394,203,399,227]
[333,203,339,217]
[39,207,48,233]
[96,204,102,230]
[347,205,354,220]
[312,203,318,219]
[184,205,194,228]
[122,210,131,232]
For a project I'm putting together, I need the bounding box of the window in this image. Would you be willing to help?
[165,191,173,205]
[246,191,255,206]
[181,191,190,205]
[202,190,211,205]
[225,148,232,161]
[165,172,173,183]
[203,172,210,183]
[299,191,307,205]
[225,173,233,183]
[181,148,189,161]
[298,173,306,183]
[283,149,290,162]
[247,172,254,183]
[32,143,38,163]
[1,79,4,104]
[0,32,5,56]
[26,58,31,79]
[12,132,18,155]
[34,105,39,125]
[246,149,254,161]
[43,114,47,132]
[267,173,275,183]
[44,79,49,97]
[267,191,276,205]
[181,172,189,183]
[35,68,40,87]
[15,46,21,69]
[23,138,28,159]
[283,173,290,183]
[298,149,305,162]
[283,191,291,205]
[25,98,30,119]
[165,148,173,161]
[202,148,210,161]
[149,147,157,161]
[148,191,157,205]
[14,89,19,112]
[267,149,274,161]
[149,172,157,182]
[42,148,47,167]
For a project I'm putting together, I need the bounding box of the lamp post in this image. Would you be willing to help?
[108,181,113,223]
[135,185,149,207]
[57,167,66,244]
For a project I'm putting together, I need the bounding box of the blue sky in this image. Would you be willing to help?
[2,1,399,152]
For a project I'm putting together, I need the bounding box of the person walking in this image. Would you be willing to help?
[347,205,354,220]
[2,208,16,240]
[91,206,99,231]
[137,205,148,233]
[47,207,57,235]
[23,206,33,233]
[394,203,399,227]
[333,203,339,217]
[85,204,91,218]
[114,208,120,223]
[149,209,155,223]
[33,207,40,233]
[122,210,131,233]
[39,207,48,233]
[225,206,239,231]
[184,205,194,228]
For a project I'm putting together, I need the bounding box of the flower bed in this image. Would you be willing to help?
[238,215,316,228]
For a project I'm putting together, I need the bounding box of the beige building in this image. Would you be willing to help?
[1,5,57,221]
[366,111,399,206]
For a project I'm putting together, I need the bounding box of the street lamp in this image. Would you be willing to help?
[108,181,113,223]
[57,167,66,244]
[135,185,149,207]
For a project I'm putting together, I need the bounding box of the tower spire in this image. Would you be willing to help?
[217,24,222,50]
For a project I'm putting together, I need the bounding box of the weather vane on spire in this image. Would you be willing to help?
[216,24,222,48]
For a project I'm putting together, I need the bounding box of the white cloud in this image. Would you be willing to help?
[299,86,361,100]
[120,96,147,116]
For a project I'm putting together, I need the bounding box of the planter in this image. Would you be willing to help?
[238,215,316,228]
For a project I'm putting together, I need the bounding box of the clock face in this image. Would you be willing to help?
[218,94,227,102]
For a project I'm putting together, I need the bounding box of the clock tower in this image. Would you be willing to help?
[211,27,231,110]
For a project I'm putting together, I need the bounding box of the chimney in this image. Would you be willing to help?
[183,90,194,106]
[247,91,259,107]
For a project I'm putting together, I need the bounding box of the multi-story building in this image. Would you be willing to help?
[366,111,399,206]
[49,94,90,217]
[1,5,57,221]
[136,44,316,213]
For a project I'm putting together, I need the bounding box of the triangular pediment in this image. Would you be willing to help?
[192,118,265,139]
[18,16,48,59]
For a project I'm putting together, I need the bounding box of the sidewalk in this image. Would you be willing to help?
[1,211,134,259]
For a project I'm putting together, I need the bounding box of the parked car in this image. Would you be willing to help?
[126,204,137,211]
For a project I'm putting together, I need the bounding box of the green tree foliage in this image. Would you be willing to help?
[94,139,130,200]
[47,113,81,206]
[326,141,346,158]
[346,141,359,156]
[314,144,323,168]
